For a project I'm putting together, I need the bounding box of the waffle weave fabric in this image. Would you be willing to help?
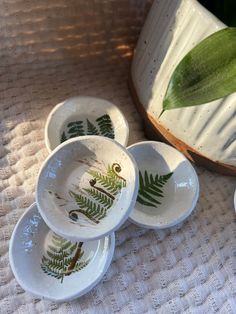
[0,0,235,313]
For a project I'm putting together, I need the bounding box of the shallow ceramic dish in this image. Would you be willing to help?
[127,141,199,229]
[45,96,129,152]
[36,136,138,241]
[9,203,115,302]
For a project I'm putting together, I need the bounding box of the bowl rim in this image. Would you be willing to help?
[36,135,139,241]
[127,140,200,229]
[45,96,130,152]
[9,202,116,302]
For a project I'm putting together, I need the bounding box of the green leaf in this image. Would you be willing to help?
[67,121,85,137]
[41,234,88,283]
[163,27,236,112]
[137,171,173,207]
[89,170,122,195]
[84,188,113,208]
[69,190,107,222]
[60,131,67,143]
[96,114,114,139]
[86,119,99,135]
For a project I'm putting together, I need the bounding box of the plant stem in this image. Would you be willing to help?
[65,242,83,276]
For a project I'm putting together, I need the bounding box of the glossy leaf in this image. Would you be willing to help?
[163,27,236,112]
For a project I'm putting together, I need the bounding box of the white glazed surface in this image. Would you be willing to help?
[131,0,236,166]
[36,136,139,241]
[9,203,115,302]
[128,141,199,228]
[45,96,129,151]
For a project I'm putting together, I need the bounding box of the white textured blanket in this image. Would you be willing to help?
[0,0,235,313]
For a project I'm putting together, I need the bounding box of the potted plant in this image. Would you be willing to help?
[130,0,236,175]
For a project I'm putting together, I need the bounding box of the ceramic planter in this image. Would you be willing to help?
[45,96,129,152]
[128,141,199,228]
[36,136,139,241]
[130,0,236,175]
[9,203,115,302]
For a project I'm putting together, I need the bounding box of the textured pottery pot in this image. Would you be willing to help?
[130,0,236,175]
[45,96,129,152]
[36,136,138,241]
[128,141,199,228]
[9,203,115,302]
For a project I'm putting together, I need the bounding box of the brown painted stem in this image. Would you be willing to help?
[65,242,83,276]
[89,179,115,200]
[112,163,126,183]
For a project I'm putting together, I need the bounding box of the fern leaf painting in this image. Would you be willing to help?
[60,114,114,143]
[83,188,113,208]
[69,191,107,223]
[41,234,89,283]
[88,170,123,195]
[67,163,126,225]
[86,119,99,135]
[60,131,67,143]
[67,121,85,137]
[96,114,114,139]
[137,171,173,207]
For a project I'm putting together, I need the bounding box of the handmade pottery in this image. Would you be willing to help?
[130,0,236,175]
[45,96,129,151]
[36,136,138,241]
[128,141,199,228]
[9,203,115,302]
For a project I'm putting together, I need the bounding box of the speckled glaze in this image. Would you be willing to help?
[131,0,236,169]
[9,203,115,302]
[36,136,138,241]
[45,96,129,152]
[128,141,199,228]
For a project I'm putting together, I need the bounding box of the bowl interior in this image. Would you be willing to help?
[128,142,199,228]
[37,136,138,240]
[10,204,115,302]
[46,96,129,150]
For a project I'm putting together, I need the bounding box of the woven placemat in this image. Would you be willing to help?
[0,1,235,313]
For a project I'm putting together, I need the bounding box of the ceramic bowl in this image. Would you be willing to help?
[45,96,129,152]
[36,135,138,241]
[9,203,115,302]
[127,141,199,229]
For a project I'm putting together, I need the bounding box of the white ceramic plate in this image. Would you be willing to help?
[9,203,115,302]
[128,141,199,229]
[45,96,129,152]
[36,136,138,241]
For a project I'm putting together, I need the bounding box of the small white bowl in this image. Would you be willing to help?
[36,136,138,241]
[9,203,115,302]
[127,141,199,229]
[45,96,129,152]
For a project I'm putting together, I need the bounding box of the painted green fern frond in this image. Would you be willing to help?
[60,131,67,143]
[41,263,64,280]
[84,188,113,208]
[96,114,114,139]
[41,234,89,283]
[88,170,122,195]
[137,170,173,207]
[69,190,107,221]
[107,164,126,187]
[86,119,99,135]
[67,121,85,137]
[72,260,90,273]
